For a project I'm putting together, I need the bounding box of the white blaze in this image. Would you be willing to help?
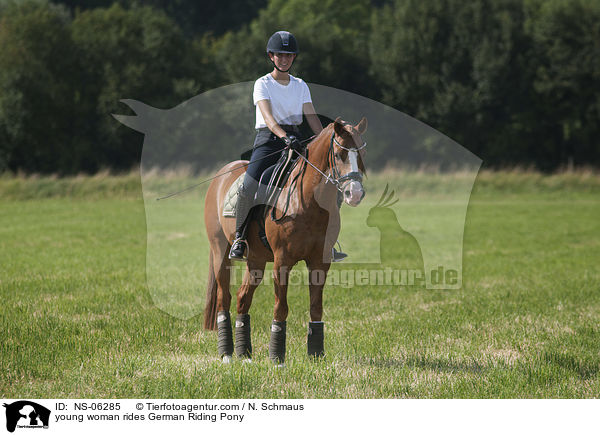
[348,150,359,173]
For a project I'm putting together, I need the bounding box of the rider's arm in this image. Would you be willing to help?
[303,102,323,136]
[257,99,288,139]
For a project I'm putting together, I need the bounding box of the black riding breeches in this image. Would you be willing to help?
[244,139,287,184]
[244,126,301,186]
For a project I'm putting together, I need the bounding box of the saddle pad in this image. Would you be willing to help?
[223,173,245,217]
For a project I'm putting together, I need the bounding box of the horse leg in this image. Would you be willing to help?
[212,238,234,361]
[306,259,331,358]
[234,259,266,359]
[269,256,292,364]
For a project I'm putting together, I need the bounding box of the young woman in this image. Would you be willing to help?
[229,31,347,262]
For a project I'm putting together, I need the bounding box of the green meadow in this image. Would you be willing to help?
[1,169,599,398]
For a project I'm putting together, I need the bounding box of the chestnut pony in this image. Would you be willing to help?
[203,117,367,364]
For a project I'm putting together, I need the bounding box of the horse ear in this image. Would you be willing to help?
[356,117,368,135]
[333,118,345,136]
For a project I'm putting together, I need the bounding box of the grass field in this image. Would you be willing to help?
[1,169,599,398]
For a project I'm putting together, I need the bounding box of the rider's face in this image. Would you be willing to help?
[269,52,296,71]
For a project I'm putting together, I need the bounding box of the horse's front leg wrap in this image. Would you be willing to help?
[269,320,287,364]
[307,321,324,358]
[217,311,234,357]
[234,313,252,358]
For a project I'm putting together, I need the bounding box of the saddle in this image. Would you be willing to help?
[223,148,302,250]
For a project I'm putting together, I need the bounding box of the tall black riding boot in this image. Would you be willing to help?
[229,184,254,260]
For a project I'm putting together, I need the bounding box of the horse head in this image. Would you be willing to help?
[331,117,368,207]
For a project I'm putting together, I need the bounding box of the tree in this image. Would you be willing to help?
[51,0,268,37]
[0,0,78,173]
[215,0,375,97]
[370,0,539,167]
[70,4,196,171]
[527,0,600,168]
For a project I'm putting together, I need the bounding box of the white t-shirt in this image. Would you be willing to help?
[253,73,312,129]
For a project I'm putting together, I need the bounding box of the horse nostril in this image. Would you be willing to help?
[344,190,351,197]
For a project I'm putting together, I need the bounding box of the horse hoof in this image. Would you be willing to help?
[241,358,253,364]
[274,363,285,369]
[222,355,232,364]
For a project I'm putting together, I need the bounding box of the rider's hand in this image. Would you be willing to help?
[282,134,303,152]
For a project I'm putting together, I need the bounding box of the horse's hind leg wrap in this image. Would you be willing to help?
[217,311,234,357]
[269,320,287,364]
[234,313,252,358]
[307,321,324,357]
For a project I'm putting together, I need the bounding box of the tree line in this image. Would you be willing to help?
[0,0,598,174]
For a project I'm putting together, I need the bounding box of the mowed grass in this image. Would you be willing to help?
[1,169,599,398]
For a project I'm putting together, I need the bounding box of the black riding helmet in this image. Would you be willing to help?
[266,31,299,54]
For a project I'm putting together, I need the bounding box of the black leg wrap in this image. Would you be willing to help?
[269,320,287,364]
[307,321,325,358]
[234,314,252,358]
[216,311,233,357]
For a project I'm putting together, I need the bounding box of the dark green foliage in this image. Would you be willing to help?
[0,1,214,173]
[0,1,78,173]
[52,0,268,36]
[369,0,600,169]
[216,0,374,96]
[70,4,197,171]
[371,0,537,167]
[526,0,600,169]
[0,0,598,173]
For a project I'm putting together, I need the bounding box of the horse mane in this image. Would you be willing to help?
[306,123,334,150]
[303,119,366,171]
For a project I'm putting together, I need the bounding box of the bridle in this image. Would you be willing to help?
[329,134,367,192]
[272,128,366,222]
[292,131,366,194]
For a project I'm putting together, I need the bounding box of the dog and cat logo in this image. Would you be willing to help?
[3,401,50,432]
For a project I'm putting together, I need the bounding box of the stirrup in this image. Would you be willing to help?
[332,241,347,263]
[229,238,249,261]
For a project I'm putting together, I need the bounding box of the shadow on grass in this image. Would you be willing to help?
[357,352,600,382]
[355,355,486,374]
[542,351,600,380]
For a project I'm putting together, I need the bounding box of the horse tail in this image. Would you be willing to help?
[204,252,218,330]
